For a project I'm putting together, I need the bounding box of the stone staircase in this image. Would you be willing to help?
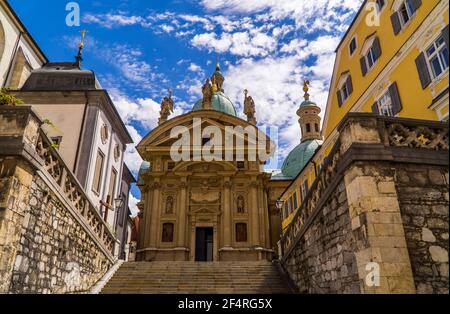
[101,261,292,294]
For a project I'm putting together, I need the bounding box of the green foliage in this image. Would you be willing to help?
[0,88,24,106]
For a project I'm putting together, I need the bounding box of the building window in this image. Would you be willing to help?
[399,0,415,26]
[376,0,385,12]
[108,168,117,206]
[92,150,105,194]
[202,136,211,146]
[235,223,248,242]
[349,37,357,56]
[337,75,353,107]
[426,35,449,79]
[283,202,289,219]
[293,192,298,210]
[315,123,320,132]
[377,92,394,117]
[162,223,174,242]
[301,181,309,201]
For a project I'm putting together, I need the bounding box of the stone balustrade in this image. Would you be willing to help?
[0,105,116,256]
[280,113,449,283]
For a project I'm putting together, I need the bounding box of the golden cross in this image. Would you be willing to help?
[79,29,88,49]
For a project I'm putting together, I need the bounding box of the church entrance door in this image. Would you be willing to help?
[195,227,214,262]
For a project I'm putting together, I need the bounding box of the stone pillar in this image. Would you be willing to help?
[338,113,416,293]
[250,179,260,247]
[222,178,232,247]
[148,180,161,249]
[344,163,416,294]
[177,178,188,248]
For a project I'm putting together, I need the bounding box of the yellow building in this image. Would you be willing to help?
[280,0,449,230]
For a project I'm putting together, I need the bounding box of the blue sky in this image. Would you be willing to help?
[10,0,363,211]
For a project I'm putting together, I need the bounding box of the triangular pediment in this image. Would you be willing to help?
[137,110,274,159]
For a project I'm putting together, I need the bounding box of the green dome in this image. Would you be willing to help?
[192,91,237,116]
[280,139,322,178]
[137,161,151,185]
[299,99,317,108]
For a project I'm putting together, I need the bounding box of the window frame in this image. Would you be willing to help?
[92,149,105,195]
[377,91,395,117]
[398,0,416,28]
[425,35,449,80]
[349,36,358,56]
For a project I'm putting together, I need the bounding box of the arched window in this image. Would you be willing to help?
[315,123,320,132]
[235,223,247,242]
[306,123,311,133]
[162,223,174,242]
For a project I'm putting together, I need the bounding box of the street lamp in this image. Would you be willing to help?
[114,196,125,210]
[275,199,284,211]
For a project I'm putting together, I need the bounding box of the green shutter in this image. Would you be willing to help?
[372,37,382,61]
[443,25,449,51]
[372,102,379,114]
[390,12,401,35]
[360,57,368,76]
[389,82,403,115]
[415,52,432,89]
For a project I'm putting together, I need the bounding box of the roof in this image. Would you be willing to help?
[192,91,237,116]
[277,139,323,179]
[21,62,99,91]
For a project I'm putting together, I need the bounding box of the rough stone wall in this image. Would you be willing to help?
[9,176,111,294]
[283,180,360,293]
[396,165,449,294]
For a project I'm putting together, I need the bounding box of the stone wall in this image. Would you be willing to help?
[283,180,360,293]
[396,164,449,294]
[9,176,111,293]
[280,113,449,294]
[0,107,115,294]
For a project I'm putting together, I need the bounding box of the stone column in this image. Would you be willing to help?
[222,178,232,248]
[148,180,161,248]
[250,179,260,247]
[338,114,416,293]
[177,178,188,248]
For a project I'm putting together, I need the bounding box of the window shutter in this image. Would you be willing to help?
[360,57,368,76]
[390,12,401,35]
[389,82,403,115]
[411,0,422,12]
[371,102,379,114]
[415,52,432,89]
[346,75,353,95]
[372,37,382,61]
[337,90,343,107]
[443,25,449,51]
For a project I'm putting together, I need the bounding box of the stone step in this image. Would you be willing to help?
[101,261,291,294]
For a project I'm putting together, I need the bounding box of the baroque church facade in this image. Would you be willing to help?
[136,65,278,261]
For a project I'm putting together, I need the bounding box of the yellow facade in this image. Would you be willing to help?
[281,0,449,230]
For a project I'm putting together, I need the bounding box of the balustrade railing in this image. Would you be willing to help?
[280,114,449,259]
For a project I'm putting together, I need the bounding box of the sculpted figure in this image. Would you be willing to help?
[202,79,213,109]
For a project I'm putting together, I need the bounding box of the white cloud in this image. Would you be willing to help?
[83,12,149,29]
[128,194,140,217]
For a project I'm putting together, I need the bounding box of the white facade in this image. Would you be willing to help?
[0,1,46,88]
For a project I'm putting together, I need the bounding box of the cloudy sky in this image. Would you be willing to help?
[11,0,364,212]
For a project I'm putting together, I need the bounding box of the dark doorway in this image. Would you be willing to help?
[195,227,213,262]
